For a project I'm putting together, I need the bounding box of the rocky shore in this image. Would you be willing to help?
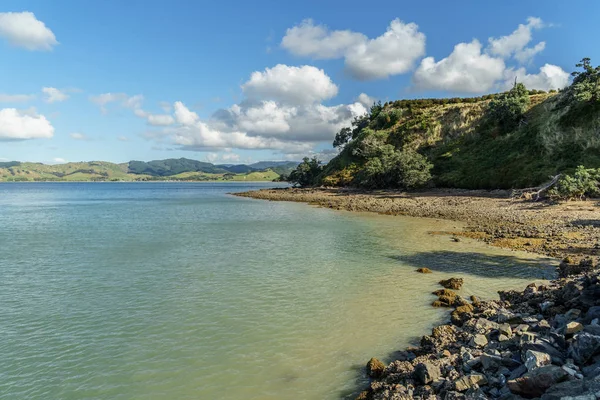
[234,188,599,261]
[358,259,600,399]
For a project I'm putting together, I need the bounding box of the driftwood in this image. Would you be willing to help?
[510,174,561,201]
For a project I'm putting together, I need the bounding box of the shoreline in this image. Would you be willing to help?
[234,187,599,262]
[235,187,600,399]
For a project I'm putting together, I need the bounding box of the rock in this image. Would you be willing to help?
[470,334,488,348]
[433,300,450,308]
[416,267,432,274]
[481,353,503,371]
[499,323,513,337]
[366,357,386,378]
[566,322,584,335]
[540,380,586,400]
[451,304,475,326]
[433,288,457,297]
[525,350,551,371]
[454,373,487,392]
[569,333,600,365]
[558,258,596,278]
[585,306,600,323]
[440,278,464,290]
[414,362,441,384]
[507,365,568,397]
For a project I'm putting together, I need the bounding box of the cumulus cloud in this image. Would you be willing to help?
[143,65,367,155]
[147,114,175,126]
[503,64,570,91]
[413,40,506,92]
[0,108,54,140]
[0,93,35,103]
[281,19,366,59]
[52,157,66,164]
[281,18,425,80]
[42,87,69,103]
[0,11,58,51]
[344,19,426,80]
[412,17,568,93]
[487,17,545,63]
[241,64,338,105]
[357,93,377,108]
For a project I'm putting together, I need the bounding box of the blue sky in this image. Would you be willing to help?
[0,0,597,164]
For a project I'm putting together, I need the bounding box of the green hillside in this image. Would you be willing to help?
[315,59,600,190]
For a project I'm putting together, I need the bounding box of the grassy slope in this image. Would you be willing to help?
[0,162,281,182]
[321,93,600,189]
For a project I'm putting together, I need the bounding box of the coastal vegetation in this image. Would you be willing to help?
[0,158,296,182]
[289,58,600,197]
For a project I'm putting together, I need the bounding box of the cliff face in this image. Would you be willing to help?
[321,92,600,189]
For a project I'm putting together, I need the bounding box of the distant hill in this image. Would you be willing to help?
[0,157,299,182]
[128,158,229,176]
[217,164,256,173]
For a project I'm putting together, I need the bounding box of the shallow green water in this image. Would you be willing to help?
[0,182,555,399]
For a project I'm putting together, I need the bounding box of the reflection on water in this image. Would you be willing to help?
[0,183,555,399]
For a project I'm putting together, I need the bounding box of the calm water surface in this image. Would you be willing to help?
[0,182,555,399]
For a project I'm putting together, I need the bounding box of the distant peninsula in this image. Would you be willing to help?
[0,158,298,182]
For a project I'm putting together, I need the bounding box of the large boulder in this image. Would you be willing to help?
[507,365,568,397]
[524,350,551,371]
[366,357,386,378]
[454,373,487,392]
[414,362,441,384]
[569,333,600,365]
[440,278,464,290]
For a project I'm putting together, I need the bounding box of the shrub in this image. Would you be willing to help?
[571,58,600,103]
[287,157,323,187]
[487,82,530,132]
[352,136,432,189]
[548,166,600,200]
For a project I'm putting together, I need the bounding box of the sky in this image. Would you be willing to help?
[0,0,598,165]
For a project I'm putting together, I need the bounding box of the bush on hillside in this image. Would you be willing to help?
[571,58,600,103]
[487,82,530,132]
[352,136,432,189]
[548,166,600,200]
[287,157,322,187]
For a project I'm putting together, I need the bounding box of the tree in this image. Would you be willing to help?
[333,114,369,148]
[287,157,323,187]
[487,82,530,132]
[571,58,600,103]
[352,135,432,189]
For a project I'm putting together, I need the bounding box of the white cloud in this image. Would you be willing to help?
[0,93,35,103]
[281,19,366,59]
[142,65,368,155]
[357,93,376,108]
[42,87,69,103]
[0,108,54,140]
[174,101,200,125]
[147,114,175,126]
[0,11,58,51]
[52,157,66,164]
[70,132,88,140]
[503,64,570,91]
[281,18,425,80]
[117,136,128,142]
[411,17,567,93]
[487,17,546,63]
[345,19,426,80]
[241,64,338,105]
[413,40,506,92]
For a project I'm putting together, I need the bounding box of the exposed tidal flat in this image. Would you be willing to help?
[0,182,556,399]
